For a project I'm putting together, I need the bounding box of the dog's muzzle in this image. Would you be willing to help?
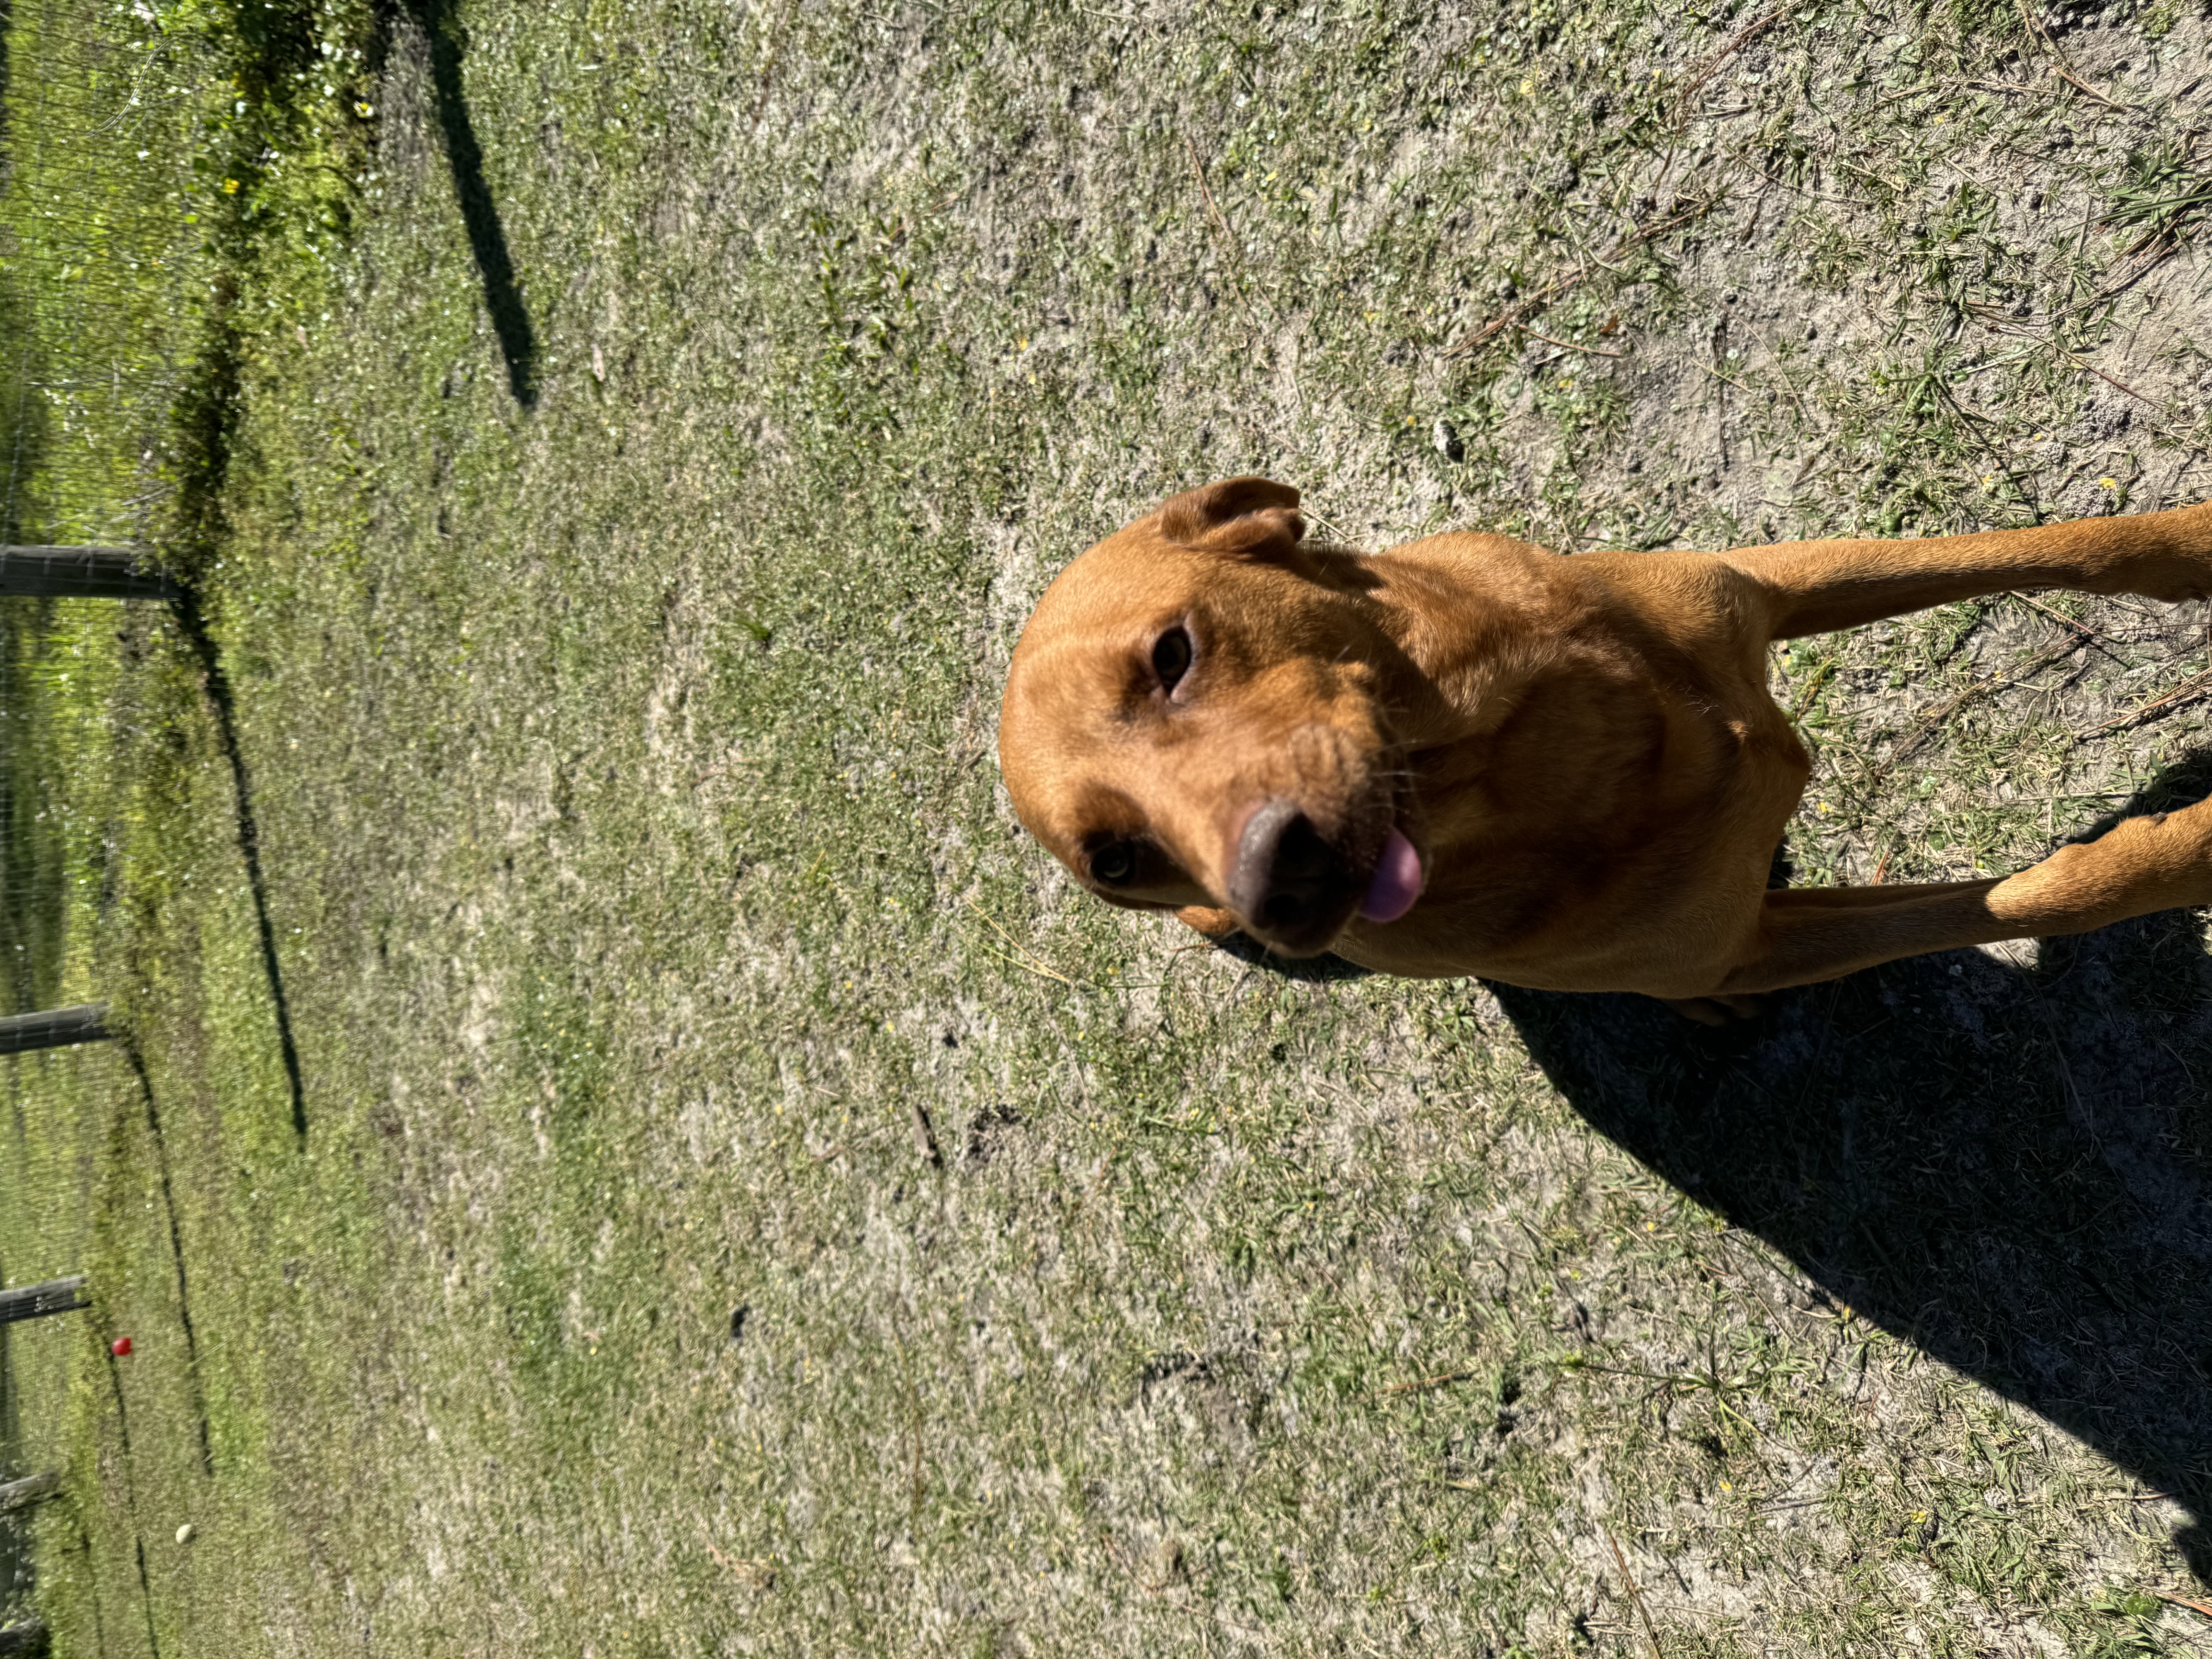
[1228,799,1367,954]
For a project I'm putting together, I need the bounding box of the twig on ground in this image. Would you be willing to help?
[2014,0,2133,112]
[1515,323,1629,359]
[974,938,1083,989]
[1889,637,2082,763]
[2071,665,2212,741]
[1672,4,1791,117]
[2096,242,2181,302]
[1373,1368,1478,1398]
[1301,507,1356,544]
[963,897,1090,989]
[1701,357,1805,422]
[2007,591,2106,640]
[2046,60,2132,112]
[2152,1589,2212,1620]
[1446,199,1717,358]
[909,1100,943,1168]
[1184,134,1265,321]
[2059,350,2163,409]
[2006,592,2131,667]
[1602,1525,1665,1659]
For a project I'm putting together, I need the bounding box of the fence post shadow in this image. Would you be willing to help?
[170,590,307,1141]
[373,0,539,409]
[1487,749,2212,1586]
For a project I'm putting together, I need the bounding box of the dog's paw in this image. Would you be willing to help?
[1173,905,1241,939]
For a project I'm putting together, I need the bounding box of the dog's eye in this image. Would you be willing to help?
[1089,840,1139,886]
[1152,627,1192,692]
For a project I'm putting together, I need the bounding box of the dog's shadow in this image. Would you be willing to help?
[1206,929,1376,982]
[1211,749,2212,1578]
[1487,748,2212,1582]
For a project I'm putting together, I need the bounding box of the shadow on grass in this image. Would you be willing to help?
[1489,749,2212,1585]
[374,0,538,408]
[1205,929,1375,983]
[171,593,307,1142]
[116,1041,215,1476]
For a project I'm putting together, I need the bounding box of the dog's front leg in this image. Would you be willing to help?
[1711,802,2212,994]
[1719,500,2212,640]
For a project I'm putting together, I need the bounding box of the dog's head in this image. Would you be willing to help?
[998,477,1424,956]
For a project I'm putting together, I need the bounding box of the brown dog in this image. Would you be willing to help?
[997,478,2212,1015]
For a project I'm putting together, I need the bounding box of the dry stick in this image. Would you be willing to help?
[1673,2,1792,115]
[909,1101,944,1169]
[1630,6,1790,245]
[1872,82,1937,110]
[1446,199,1717,359]
[974,938,1083,990]
[2047,60,2132,113]
[1183,134,1265,322]
[2007,592,2134,675]
[2014,0,2133,112]
[1889,637,2082,764]
[1372,1367,1478,1398]
[1602,1525,1665,1659]
[2154,1589,2212,1621]
[1515,323,1630,358]
[962,897,1088,990]
[2008,590,2119,647]
[2071,664,2212,741]
[2059,350,2164,410]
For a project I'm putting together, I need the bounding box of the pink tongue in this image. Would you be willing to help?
[1357,828,1424,923]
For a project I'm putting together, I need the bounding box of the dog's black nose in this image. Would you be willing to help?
[1230,800,1355,952]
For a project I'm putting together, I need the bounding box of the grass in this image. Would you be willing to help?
[3,0,2212,1653]
[0,0,222,548]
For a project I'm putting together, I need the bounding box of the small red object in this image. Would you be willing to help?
[110,1337,132,1357]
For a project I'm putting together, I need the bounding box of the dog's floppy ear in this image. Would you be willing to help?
[1157,477,1304,560]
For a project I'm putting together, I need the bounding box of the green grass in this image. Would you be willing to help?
[0,0,224,547]
[5,0,2212,1654]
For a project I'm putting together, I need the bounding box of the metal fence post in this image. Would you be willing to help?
[0,547,178,601]
[0,1474,60,1514]
[0,1279,87,1326]
[0,1007,110,1056]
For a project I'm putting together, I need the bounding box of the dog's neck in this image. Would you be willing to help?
[1328,537,1576,751]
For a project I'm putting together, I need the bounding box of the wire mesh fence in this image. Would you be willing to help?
[2,0,218,1629]
[3,0,216,548]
